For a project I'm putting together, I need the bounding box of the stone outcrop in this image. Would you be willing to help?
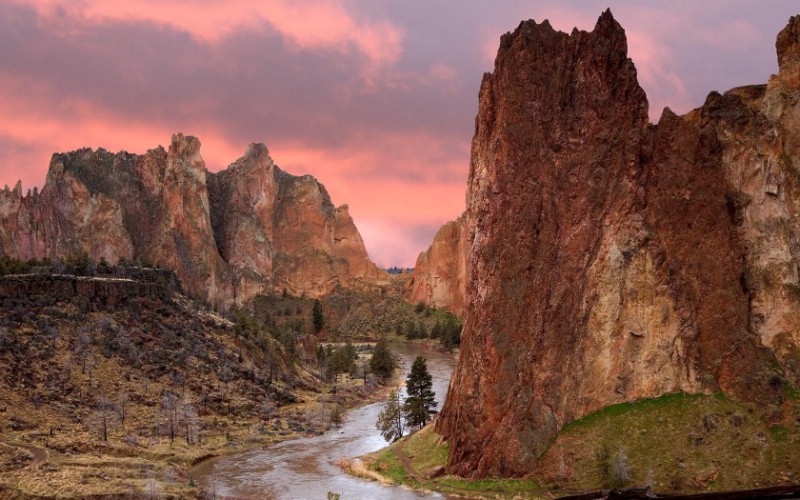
[0,269,179,307]
[437,10,800,478]
[405,213,469,316]
[0,135,385,307]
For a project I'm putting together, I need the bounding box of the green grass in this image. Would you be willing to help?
[560,392,707,434]
[534,392,800,493]
[768,425,789,443]
[435,476,545,494]
[370,447,407,484]
[364,426,548,499]
[403,426,449,474]
[359,394,800,497]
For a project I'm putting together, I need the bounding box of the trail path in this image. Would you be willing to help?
[4,441,48,470]
[392,430,423,483]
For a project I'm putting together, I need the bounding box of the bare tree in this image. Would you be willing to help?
[76,329,91,374]
[357,357,370,385]
[219,365,235,414]
[260,393,276,422]
[161,393,178,443]
[117,387,128,426]
[182,398,200,444]
[91,393,114,442]
[152,404,161,438]
[85,354,96,389]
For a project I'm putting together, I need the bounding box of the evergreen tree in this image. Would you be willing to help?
[376,389,404,442]
[369,335,396,381]
[418,322,428,339]
[431,320,442,340]
[403,356,436,428]
[312,299,324,333]
[325,345,353,382]
[344,341,357,366]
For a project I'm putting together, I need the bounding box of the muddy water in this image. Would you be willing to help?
[192,343,456,499]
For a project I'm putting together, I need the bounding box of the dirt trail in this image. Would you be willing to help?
[393,430,423,483]
[5,441,48,469]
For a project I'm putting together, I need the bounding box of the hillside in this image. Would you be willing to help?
[0,260,363,498]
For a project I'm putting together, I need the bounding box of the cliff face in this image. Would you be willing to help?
[438,10,800,477]
[405,213,469,316]
[0,269,179,307]
[0,135,385,307]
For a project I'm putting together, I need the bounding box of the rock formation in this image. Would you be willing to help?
[0,135,385,307]
[405,212,469,316]
[0,268,179,307]
[438,10,800,477]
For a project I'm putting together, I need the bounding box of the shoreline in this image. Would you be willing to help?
[185,372,397,478]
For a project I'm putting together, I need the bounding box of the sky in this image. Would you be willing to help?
[0,1,797,267]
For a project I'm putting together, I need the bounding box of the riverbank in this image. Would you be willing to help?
[348,425,554,499]
[351,392,800,499]
[190,342,456,499]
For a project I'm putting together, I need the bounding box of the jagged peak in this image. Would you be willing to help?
[244,142,270,159]
[3,180,23,196]
[595,8,616,30]
[499,9,628,59]
[168,133,202,159]
[777,15,800,74]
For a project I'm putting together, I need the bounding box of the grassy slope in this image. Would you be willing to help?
[359,393,800,498]
[361,425,548,499]
[534,392,800,492]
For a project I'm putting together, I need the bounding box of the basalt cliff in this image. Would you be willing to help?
[0,135,385,307]
[437,11,800,477]
[405,212,469,316]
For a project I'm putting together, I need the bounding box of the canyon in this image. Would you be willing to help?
[0,136,386,309]
[436,10,800,477]
[1,6,800,492]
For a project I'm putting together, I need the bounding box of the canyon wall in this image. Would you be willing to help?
[0,135,385,307]
[438,10,800,477]
[405,212,469,316]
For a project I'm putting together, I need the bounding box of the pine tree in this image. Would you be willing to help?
[403,356,436,429]
[312,299,324,333]
[376,389,404,442]
[369,335,396,381]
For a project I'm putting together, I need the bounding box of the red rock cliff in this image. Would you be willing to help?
[405,213,469,316]
[437,10,798,478]
[0,135,385,307]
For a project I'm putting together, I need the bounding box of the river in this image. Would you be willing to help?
[191,342,456,499]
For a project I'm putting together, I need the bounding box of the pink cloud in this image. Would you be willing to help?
[8,0,404,82]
